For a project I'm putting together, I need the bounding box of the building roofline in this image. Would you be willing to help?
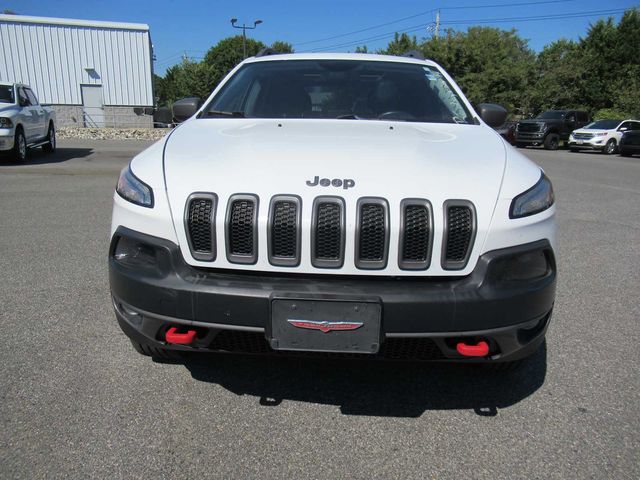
[0,14,149,31]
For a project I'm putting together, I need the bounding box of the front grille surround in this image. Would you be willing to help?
[573,132,594,140]
[225,194,259,265]
[398,198,433,270]
[311,196,346,269]
[355,197,390,270]
[184,193,217,262]
[441,200,476,270]
[267,195,302,267]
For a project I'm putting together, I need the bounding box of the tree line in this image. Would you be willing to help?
[154,8,639,119]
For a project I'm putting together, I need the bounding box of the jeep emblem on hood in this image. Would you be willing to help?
[306,176,355,189]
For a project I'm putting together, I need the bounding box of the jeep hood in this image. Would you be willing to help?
[161,118,510,273]
[163,118,506,201]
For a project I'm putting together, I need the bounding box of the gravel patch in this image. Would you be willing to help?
[57,127,171,141]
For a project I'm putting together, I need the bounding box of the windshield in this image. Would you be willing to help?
[584,120,621,130]
[537,111,566,120]
[202,60,473,124]
[0,85,15,104]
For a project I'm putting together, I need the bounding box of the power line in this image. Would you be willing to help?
[304,8,627,52]
[293,0,576,47]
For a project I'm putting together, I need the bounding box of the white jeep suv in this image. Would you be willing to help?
[109,53,556,366]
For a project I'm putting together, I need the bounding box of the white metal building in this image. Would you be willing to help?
[0,14,154,127]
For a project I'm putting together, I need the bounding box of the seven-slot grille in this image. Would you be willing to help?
[184,194,476,271]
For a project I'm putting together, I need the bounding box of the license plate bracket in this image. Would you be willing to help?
[269,299,382,354]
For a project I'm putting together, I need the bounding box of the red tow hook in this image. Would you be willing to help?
[456,340,489,357]
[165,327,197,345]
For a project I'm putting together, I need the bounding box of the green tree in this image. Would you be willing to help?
[380,32,419,55]
[529,39,585,113]
[421,27,536,113]
[270,41,294,53]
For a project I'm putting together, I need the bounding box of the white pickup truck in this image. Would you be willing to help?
[0,82,56,162]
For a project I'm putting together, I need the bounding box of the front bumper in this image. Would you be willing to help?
[568,139,605,150]
[515,131,545,145]
[0,133,14,152]
[109,227,556,362]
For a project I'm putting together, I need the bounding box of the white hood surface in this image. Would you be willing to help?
[162,118,509,275]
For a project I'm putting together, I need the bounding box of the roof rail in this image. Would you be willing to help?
[255,48,279,58]
[402,50,424,60]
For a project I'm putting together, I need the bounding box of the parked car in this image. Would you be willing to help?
[568,119,640,154]
[494,120,516,145]
[109,52,556,369]
[0,82,56,162]
[619,129,640,157]
[515,110,590,150]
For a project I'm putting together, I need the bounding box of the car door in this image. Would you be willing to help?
[564,112,577,139]
[616,121,633,142]
[16,87,36,141]
[25,88,47,140]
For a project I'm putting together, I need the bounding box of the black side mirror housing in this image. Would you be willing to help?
[172,97,203,123]
[477,103,508,128]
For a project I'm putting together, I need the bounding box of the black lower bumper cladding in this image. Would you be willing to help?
[109,227,556,362]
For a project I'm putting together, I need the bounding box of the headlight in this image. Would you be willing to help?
[116,165,154,208]
[0,117,13,128]
[510,173,554,218]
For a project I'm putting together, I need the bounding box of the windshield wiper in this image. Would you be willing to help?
[200,110,245,118]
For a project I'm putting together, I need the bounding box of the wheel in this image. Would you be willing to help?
[42,123,56,153]
[130,339,184,361]
[603,139,617,155]
[543,133,559,150]
[11,128,27,163]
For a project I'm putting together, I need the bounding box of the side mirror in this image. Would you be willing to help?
[172,97,203,123]
[477,103,507,128]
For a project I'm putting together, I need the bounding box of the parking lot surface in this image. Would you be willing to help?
[1,139,638,479]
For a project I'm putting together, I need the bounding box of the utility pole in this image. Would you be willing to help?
[230,18,263,59]
[435,10,440,39]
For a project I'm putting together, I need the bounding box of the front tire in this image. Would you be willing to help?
[544,133,559,150]
[603,139,617,155]
[12,129,27,163]
[42,123,56,153]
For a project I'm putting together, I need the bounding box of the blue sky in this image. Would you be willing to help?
[3,0,636,75]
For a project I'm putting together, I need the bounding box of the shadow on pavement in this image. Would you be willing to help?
[0,147,93,166]
[182,342,547,417]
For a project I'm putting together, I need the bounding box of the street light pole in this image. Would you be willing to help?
[230,18,263,59]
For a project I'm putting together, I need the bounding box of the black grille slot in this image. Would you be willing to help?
[184,193,217,261]
[399,199,432,270]
[268,196,301,267]
[226,195,258,264]
[311,197,345,268]
[355,198,389,269]
[443,202,475,270]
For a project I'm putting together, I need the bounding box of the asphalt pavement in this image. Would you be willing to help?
[0,139,638,479]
